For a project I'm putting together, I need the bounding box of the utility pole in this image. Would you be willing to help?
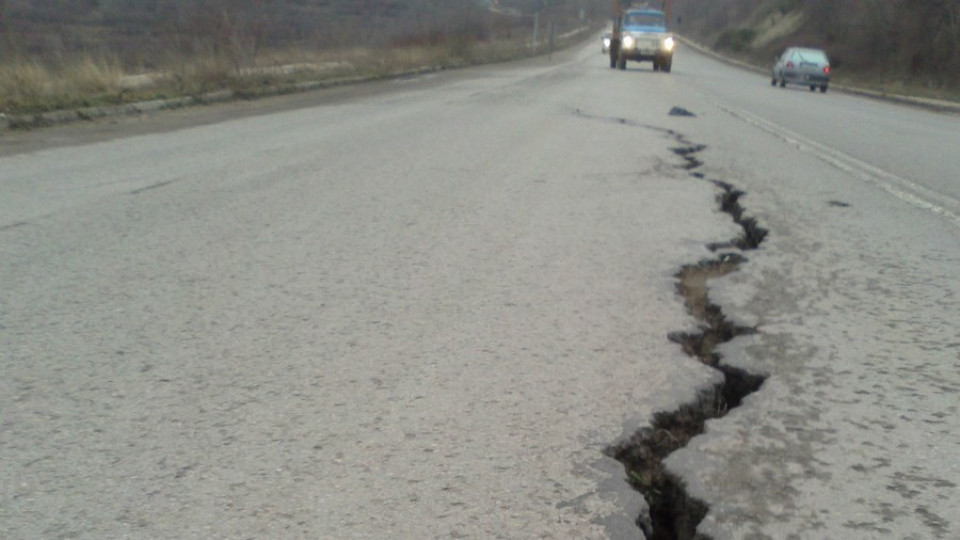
[546,0,554,60]
[0,0,8,59]
[532,11,538,50]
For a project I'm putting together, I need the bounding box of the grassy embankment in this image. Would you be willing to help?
[0,25,595,123]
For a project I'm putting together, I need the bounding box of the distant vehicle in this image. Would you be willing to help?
[772,47,830,93]
[602,32,612,53]
[609,8,675,72]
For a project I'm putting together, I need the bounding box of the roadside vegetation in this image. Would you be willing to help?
[0,0,606,118]
[3,1,957,120]
[673,0,960,102]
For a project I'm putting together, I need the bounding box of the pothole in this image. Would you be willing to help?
[606,138,768,539]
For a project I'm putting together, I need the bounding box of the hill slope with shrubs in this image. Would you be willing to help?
[673,0,959,98]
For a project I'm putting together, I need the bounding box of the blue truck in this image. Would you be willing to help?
[609,3,675,72]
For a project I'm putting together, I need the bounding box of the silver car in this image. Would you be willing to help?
[772,47,830,93]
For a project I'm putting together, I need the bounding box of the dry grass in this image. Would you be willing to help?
[161,54,239,95]
[0,61,55,112]
[0,56,127,113]
[64,56,124,96]
[0,24,592,118]
[0,19,598,118]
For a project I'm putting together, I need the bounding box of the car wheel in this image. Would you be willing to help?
[820,85,828,93]
[810,85,816,92]
[771,77,777,86]
[610,55,616,69]
[779,78,786,88]
[662,61,672,73]
[618,57,626,70]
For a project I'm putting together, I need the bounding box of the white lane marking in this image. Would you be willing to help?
[718,104,960,227]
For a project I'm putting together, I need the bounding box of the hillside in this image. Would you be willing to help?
[672,0,960,95]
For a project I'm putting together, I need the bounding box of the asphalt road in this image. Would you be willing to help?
[2,39,959,539]
[663,45,960,539]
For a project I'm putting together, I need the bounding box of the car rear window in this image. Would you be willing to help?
[797,49,828,63]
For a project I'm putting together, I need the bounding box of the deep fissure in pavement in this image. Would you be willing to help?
[606,138,768,540]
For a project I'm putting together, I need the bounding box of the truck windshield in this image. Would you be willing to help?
[624,13,664,28]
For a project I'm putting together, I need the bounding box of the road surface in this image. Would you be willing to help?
[2,37,959,539]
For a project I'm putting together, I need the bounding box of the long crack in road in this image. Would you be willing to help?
[607,129,770,540]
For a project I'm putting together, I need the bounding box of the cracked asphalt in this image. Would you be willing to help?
[3,38,960,539]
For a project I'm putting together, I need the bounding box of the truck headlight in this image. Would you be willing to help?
[662,36,675,52]
[623,34,635,49]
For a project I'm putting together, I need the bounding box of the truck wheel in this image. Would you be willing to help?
[610,54,616,69]
[661,61,672,73]
[618,56,626,70]
[653,61,660,72]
